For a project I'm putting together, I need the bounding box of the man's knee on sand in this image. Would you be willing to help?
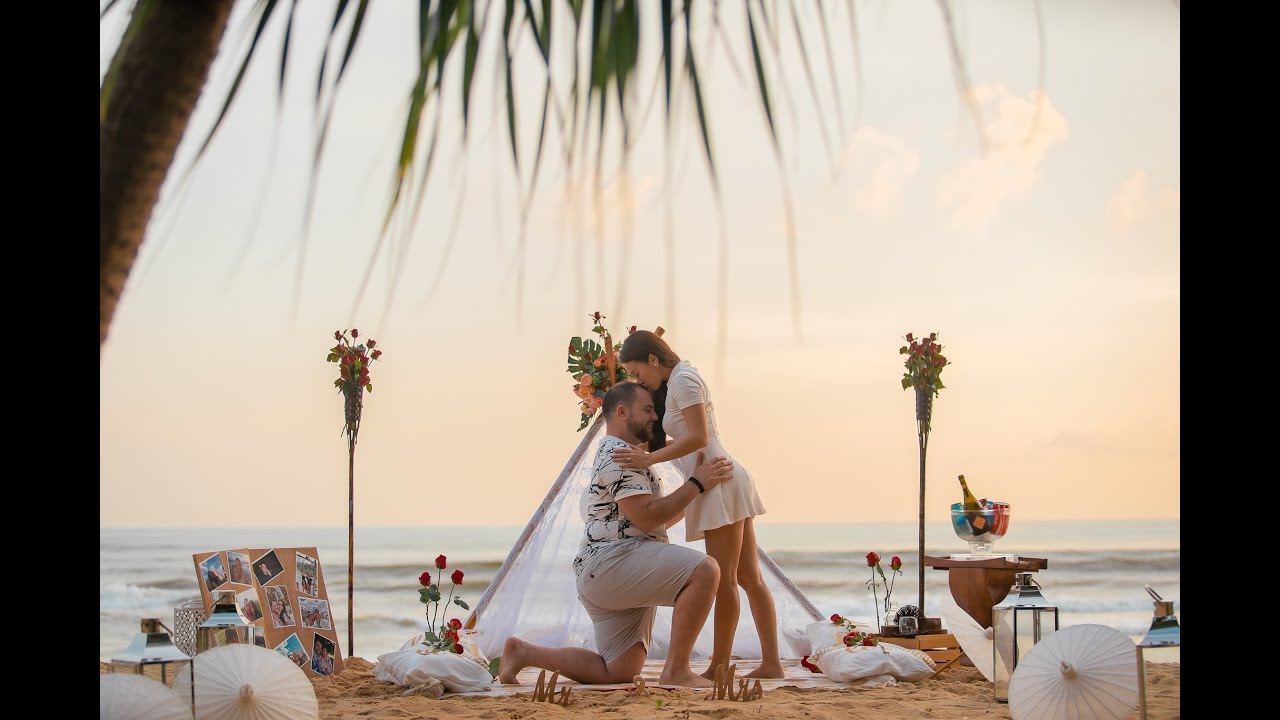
[603,642,648,683]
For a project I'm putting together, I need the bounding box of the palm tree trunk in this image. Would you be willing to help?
[100,0,235,350]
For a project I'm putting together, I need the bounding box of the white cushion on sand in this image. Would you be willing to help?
[811,642,935,683]
[373,645,493,693]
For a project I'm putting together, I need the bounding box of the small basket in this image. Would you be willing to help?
[173,599,209,656]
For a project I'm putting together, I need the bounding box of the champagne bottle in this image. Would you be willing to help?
[957,475,989,534]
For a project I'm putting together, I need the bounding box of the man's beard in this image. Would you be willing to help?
[627,418,653,443]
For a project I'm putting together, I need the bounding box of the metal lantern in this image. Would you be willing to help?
[992,572,1059,702]
[195,590,261,654]
[1136,585,1179,720]
[109,618,192,687]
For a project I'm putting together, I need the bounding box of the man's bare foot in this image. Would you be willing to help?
[497,638,528,684]
[659,668,715,688]
[744,662,785,679]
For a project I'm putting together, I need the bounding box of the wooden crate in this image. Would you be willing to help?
[876,633,963,671]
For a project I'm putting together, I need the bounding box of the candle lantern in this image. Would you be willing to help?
[195,590,261,654]
[992,572,1059,702]
[109,617,192,687]
[1136,585,1179,720]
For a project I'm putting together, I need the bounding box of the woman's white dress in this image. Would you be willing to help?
[662,360,766,541]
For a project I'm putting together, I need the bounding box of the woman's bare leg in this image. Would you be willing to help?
[699,519,745,679]
[738,518,784,678]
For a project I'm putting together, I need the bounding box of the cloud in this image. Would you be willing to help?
[840,127,921,220]
[935,84,1069,231]
[531,172,662,239]
[1106,170,1180,231]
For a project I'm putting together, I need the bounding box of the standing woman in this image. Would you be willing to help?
[611,330,782,679]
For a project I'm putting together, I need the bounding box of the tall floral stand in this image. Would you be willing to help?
[915,386,930,615]
[344,383,363,658]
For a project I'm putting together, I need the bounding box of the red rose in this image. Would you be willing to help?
[568,344,576,354]
[451,569,464,585]
[593,312,602,321]
[448,618,462,630]
[367,339,376,349]
[830,613,843,625]
[372,349,382,360]
[334,330,342,340]
[866,552,880,567]
[444,629,458,641]
[800,656,821,673]
[890,556,902,572]
[862,638,875,646]
[905,333,914,342]
[435,555,447,570]
[453,643,463,654]
[628,325,637,334]
[419,572,431,587]
[351,328,359,338]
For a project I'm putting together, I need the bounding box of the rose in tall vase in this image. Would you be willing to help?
[900,332,949,616]
[328,328,383,657]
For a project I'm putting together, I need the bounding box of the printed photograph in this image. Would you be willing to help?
[295,551,319,596]
[227,551,253,585]
[264,584,295,628]
[298,596,332,630]
[199,553,228,593]
[273,633,309,669]
[311,634,337,676]
[209,627,254,648]
[251,549,285,585]
[236,587,263,624]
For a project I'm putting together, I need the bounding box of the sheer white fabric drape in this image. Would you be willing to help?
[472,416,823,660]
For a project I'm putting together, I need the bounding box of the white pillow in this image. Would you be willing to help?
[804,619,874,655]
[811,643,935,683]
[373,645,493,693]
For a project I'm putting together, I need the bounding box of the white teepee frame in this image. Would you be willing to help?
[467,414,824,660]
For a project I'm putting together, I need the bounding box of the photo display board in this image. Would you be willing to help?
[192,546,344,677]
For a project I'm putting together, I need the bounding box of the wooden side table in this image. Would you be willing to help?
[923,555,1048,629]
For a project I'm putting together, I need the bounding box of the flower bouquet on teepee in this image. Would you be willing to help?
[566,311,631,430]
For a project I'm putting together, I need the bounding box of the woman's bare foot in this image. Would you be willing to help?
[497,638,528,684]
[659,668,715,688]
[744,662,785,679]
[698,661,724,681]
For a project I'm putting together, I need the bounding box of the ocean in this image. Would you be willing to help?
[100,519,1179,662]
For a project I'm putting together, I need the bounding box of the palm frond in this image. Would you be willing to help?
[100,0,160,123]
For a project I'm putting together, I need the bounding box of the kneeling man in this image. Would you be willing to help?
[499,381,734,687]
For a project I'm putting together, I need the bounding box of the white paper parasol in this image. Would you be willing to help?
[100,674,192,720]
[940,594,994,681]
[175,645,318,720]
[1008,623,1138,720]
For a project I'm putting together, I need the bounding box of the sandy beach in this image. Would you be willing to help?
[102,655,1179,719]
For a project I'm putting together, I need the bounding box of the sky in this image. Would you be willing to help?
[99,0,1180,529]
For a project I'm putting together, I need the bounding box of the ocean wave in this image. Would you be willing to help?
[100,582,201,609]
